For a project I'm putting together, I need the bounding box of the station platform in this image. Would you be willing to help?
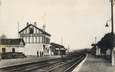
[73,54,115,72]
[0,55,61,68]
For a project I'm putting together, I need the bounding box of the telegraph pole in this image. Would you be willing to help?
[17,22,20,38]
[110,0,114,66]
[105,0,114,66]
[111,0,114,34]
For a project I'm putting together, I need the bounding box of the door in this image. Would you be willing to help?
[2,48,6,53]
[12,48,15,53]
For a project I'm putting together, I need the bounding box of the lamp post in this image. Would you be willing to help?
[111,0,114,34]
[110,0,114,66]
[105,0,114,66]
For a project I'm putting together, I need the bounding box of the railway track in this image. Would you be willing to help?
[0,54,86,72]
[46,54,86,72]
[0,58,61,72]
[29,54,86,72]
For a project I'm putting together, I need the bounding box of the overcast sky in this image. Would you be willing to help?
[0,0,114,50]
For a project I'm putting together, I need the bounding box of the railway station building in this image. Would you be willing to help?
[0,38,25,53]
[18,22,51,56]
[50,42,66,55]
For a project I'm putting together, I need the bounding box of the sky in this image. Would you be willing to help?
[0,0,114,50]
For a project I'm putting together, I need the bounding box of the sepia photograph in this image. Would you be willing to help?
[0,0,115,72]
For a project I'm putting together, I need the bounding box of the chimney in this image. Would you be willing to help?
[27,22,29,26]
[34,22,37,26]
[43,24,46,31]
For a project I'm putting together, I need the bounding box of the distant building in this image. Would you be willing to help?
[50,43,66,55]
[18,22,51,56]
[0,38,25,53]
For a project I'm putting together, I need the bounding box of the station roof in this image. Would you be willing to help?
[50,43,64,48]
[18,24,51,36]
[0,38,25,46]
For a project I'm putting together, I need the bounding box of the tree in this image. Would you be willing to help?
[97,33,115,54]
[0,34,7,39]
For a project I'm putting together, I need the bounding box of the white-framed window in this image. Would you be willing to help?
[30,36,33,43]
[40,36,42,43]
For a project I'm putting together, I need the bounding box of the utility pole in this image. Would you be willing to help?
[111,0,114,34]
[17,22,19,38]
[61,37,63,45]
[95,37,97,44]
[110,0,114,66]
